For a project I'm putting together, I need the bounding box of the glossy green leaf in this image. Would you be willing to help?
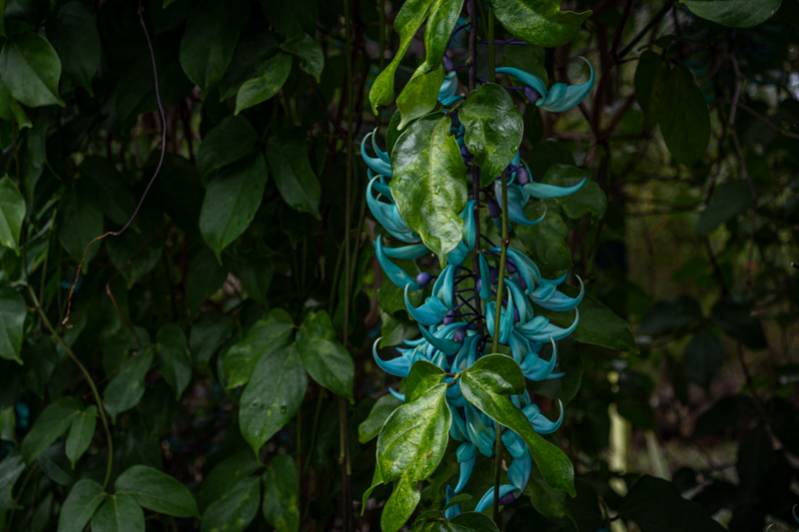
[266,132,321,218]
[90,493,144,532]
[459,355,575,497]
[223,309,295,389]
[115,464,199,517]
[0,78,30,128]
[103,349,154,422]
[381,475,421,532]
[281,33,323,82]
[196,115,258,177]
[0,32,63,107]
[0,176,25,253]
[368,0,435,113]
[0,286,25,363]
[396,67,444,130]
[390,114,468,262]
[48,1,101,93]
[683,0,781,28]
[517,211,571,276]
[262,454,300,532]
[650,63,709,164]
[524,467,568,519]
[0,454,25,510]
[571,294,636,352]
[201,476,260,532]
[696,180,751,235]
[235,52,292,114]
[459,83,523,186]
[423,0,465,69]
[358,395,401,444]
[239,344,307,455]
[179,0,247,89]
[57,478,106,532]
[296,311,353,399]
[156,324,192,400]
[198,450,260,510]
[65,406,96,468]
[403,360,446,402]
[489,0,590,47]
[21,397,81,462]
[199,153,268,258]
[377,383,451,483]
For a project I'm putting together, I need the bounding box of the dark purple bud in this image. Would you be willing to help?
[443,55,454,71]
[490,267,498,282]
[524,86,540,104]
[443,309,457,325]
[453,329,465,342]
[459,145,472,160]
[507,261,517,274]
[475,279,481,293]
[416,272,432,287]
[513,307,519,322]
[487,199,500,218]
[516,166,529,185]
[499,492,517,505]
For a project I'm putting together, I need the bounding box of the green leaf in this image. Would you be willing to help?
[524,467,569,519]
[223,309,294,389]
[396,67,444,130]
[186,248,226,311]
[78,157,135,227]
[0,286,25,363]
[196,115,258,177]
[0,454,25,510]
[103,349,154,422]
[199,153,268,258]
[266,132,321,218]
[423,0,465,69]
[239,344,307,455]
[156,324,192,400]
[450,512,501,531]
[0,78,30,128]
[403,360,446,402]
[0,32,63,107]
[262,454,300,532]
[358,395,401,444]
[650,63,709,164]
[21,397,81,462]
[90,493,144,532]
[377,383,451,484]
[390,114,468,262]
[696,180,751,235]
[65,406,96,468]
[541,165,606,220]
[201,476,260,532]
[57,478,106,532]
[116,464,199,517]
[634,51,661,121]
[619,475,725,532]
[295,310,353,399]
[106,226,163,288]
[459,355,575,497]
[234,52,292,114]
[489,0,590,47]
[459,83,523,186]
[179,0,247,90]
[381,475,421,532]
[517,210,571,276]
[683,0,781,28]
[572,294,636,352]
[48,1,101,93]
[198,450,260,510]
[280,33,323,82]
[58,184,103,265]
[0,176,25,253]
[369,0,435,113]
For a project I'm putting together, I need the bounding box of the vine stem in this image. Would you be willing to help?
[26,286,114,488]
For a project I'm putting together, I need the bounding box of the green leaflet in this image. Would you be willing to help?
[0,286,25,363]
[21,397,81,462]
[57,479,106,532]
[65,406,97,468]
[683,0,781,28]
[396,67,444,130]
[295,310,353,400]
[376,382,451,532]
[368,0,435,114]
[266,132,321,218]
[235,52,293,114]
[390,114,468,263]
[223,308,295,389]
[358,395,401,444]
[489,0,590,48]
[0,173,26,254]
[201,477,260,532]
[459,355,576,497]
[262,455,300,532]
[459,83,524,186]
[90,493,144,532]
[115,465,198,517]
[0,32,63,107]
[280,33,324,82]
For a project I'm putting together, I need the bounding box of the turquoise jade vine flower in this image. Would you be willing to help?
[363,57,594,518]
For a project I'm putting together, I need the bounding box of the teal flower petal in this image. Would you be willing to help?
[375,235,420,290]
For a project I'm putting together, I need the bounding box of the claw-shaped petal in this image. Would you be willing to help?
[360,130,392,176]
[475,484,516,513]
[478,253,492,302]
[419,323,464,356]
[532,276,584,312]
[523,165,587,199]
[404,284,450,326]
[507,453,532,492]
[380,241,430,261]
[505,247,542,291]
[523,400,564,434]
[538,58,595,113]
[521,338,563,381]
[375,235,419,290]
[438,71,462,107]
[367,177,419,243]
[495,66,548,99]
[517,309,579,342]
[454,442,477,493]
[372,338,411,377]
[433,265,456,307]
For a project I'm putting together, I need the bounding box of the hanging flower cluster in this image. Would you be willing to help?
[363,60,594,517]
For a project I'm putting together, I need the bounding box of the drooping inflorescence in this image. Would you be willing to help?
[363,60,595,519]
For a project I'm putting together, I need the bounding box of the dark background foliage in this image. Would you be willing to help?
[0,0,797,530]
